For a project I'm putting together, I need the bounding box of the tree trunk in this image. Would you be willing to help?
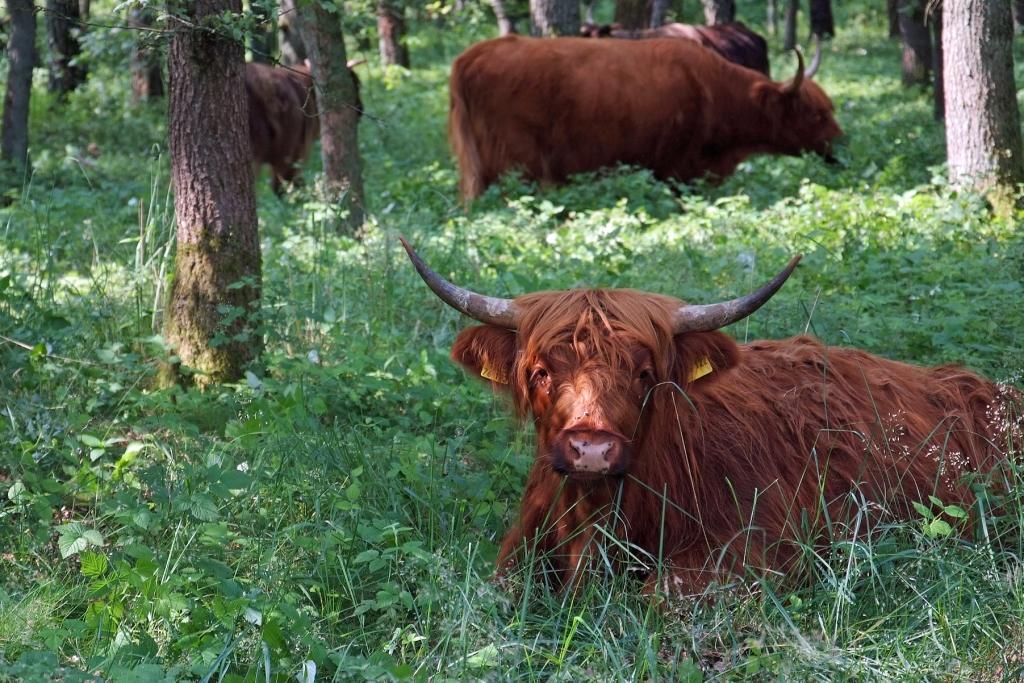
[530,0,580,36]
[615,0,651,29]
[701,0,735,24]
[278,0,306,65]
[79,0,90,19]
[899,0,931,86]
[378,0,410,67]
[491,0,515,34]
[943,0,1023,211]
[45,0,87,95]
[1,0,35,175]
[767,0,778,36]
[1015,0,1024,32]
[931,4,943,120]
[808,0,834,38]
[164,0,261,387]
[783,0,798,49]
[650,0,670,26]
[887,0,900,37]
[129,8,163,102]
[294,2,366,232]
[250,0,277,63]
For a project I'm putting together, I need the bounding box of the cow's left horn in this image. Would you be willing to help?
[804,36,822,79]
[399,236,517,329]
[782,49,805,95]
[671,255,802,334]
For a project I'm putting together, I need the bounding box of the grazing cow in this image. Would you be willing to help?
[245,61,364,194]
[448,36,841,201]
[580,21,771,75]
[401,237,1019,593]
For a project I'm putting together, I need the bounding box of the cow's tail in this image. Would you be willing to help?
[448,61,485,203]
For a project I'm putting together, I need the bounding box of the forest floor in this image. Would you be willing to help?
[2,1,1024,680]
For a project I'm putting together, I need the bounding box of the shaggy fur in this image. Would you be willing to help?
[580,21,770,75]
[450,289,1017,592]
[448,36,841,200]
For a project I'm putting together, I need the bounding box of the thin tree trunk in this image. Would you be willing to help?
[129,8,163,102]
[378,0,410,67]
[783,0,798,49]
[2,0,35,175]
[701,0,735,24]
[808,0,834,38]
[45,0,87,95]
[250,0,277,63]
[491,0,515,35]
[278,0,306,65]
[767,0,778,36]
[943,0,1023,211]
[650,0,670,26]
[163,0,261,387]
[615,0,651,29]
[931,3,943,120]
[899,0,931,86]
[294,2,365,232]
[530,0,580,36]
[887,0,901,37]
[79,0,89,18]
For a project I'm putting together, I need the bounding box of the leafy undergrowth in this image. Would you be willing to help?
[3,0,1024,680]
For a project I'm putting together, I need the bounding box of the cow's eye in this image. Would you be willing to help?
[637,368,653,383]
[530,367,549,386]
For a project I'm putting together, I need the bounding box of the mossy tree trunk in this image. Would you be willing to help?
[294,0,365,232]
[783,0,798,49]
[250,0,277,63]
[898,0,931,87]
[530,0,580,36]
[163,0,261,388]
[808,0,833,38]
[45,0,87,95]
[129,8,164,102]
[1,0,35,176]
[491,0,514,35]
[278,0,306,65]
[943,0,1023,212]
[701,0,734,24]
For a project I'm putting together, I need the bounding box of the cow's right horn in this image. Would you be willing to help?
[671,255,802,334]
[400,236,517,329]
[781,49,805,95]
[804,36,822,79]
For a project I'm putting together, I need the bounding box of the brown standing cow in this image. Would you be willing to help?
[448,36,842,201]
[401,237,1019,594]
[245,61,364,195]
[580,21,772,76]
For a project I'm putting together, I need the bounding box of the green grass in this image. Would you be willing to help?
[2,0,1024,680]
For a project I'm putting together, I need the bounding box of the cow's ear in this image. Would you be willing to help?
[672,331,740,388]
[452,325,518,390]
[752,81,788,112]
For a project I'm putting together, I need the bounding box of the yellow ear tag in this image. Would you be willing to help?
[480,359,508,385]
[687,356,713,383]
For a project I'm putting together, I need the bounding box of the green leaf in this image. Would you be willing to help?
[80,551,108,577]
[7,481,26,502]
[943,504,968,519]
[189,493,220,521]
[911,501,931,518]
[79,434,104,447]
[926,518,953,538]
[57,523,104,558]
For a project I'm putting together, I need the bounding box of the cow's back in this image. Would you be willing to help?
[449,36,741,199]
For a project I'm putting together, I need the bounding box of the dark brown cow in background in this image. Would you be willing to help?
[401,237,1019,593]
[448,36,841,201]
[580,21,771,76]
[245,61,364,195]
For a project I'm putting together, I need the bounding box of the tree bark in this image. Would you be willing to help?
[701,0,735,24]
[45,0,87,95]
[164,0,261,387]
[650,0,670,26]
[491,0,515,35]
[767,0,778,36]
[1015,0,1024,32]
[808,0,834,38]
[899,0,931,86]
[294,2,366,232]
[530,0,580,36]
[2,0,35,175]
[887,0,900,37]
[615,0,651,29]
[250,0,277,63]
[378,0,410,67]
[783,0,798,49]
[943,0,1023,211]
[129,8,163,102]
[278,0,306,65]
[931,3,943,120]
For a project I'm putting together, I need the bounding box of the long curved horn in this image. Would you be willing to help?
[804,36,822,79]
[399,236,517,329]
[671,255,802,334]
[781,49,805,95]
